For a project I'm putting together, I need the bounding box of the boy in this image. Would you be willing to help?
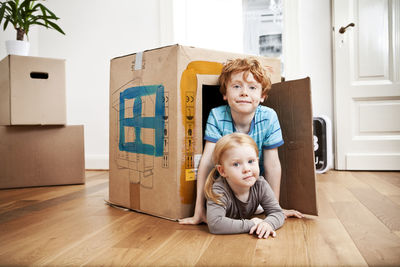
[179,58,302,224]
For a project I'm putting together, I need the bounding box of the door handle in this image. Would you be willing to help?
[339,23,355,34]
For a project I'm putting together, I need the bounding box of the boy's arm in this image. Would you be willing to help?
[179,141,215,224]
[263,148,304,218]
[258,178,285,230]
[263,148,281,200]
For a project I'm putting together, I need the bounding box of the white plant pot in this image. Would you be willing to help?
[6,40,30,56]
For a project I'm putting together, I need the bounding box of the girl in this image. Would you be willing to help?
[205,133,285,238]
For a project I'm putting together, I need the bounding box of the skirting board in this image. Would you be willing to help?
[86,154,109,170]
[345,153,400,171]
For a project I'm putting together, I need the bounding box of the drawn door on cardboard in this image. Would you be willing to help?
[113,84,167,188]
[333,0,400,170]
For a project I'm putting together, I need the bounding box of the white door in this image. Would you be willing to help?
[333,0,400,170]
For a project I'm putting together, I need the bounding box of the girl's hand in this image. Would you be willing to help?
[250,217,263,225]
[249,220,276,239]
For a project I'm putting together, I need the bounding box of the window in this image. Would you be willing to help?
[243,0,284,73]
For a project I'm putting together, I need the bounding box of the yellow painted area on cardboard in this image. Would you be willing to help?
[185,169,196,181]
[180,61,223,204]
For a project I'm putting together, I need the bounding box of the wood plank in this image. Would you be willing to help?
[305,181,368,266]
[395,231,400,239]
[0,182,109,246]
[85,170,108,179]
[196,234,257,266]
[0,181,108,224]
[0,171,106,210]
[388,195,400,206]
[37,212,144,266]
[0,185,112,244]
[0,184,89,215]
[332,201,400,266]
[315,179,338,219]
[123,220,208,265]
[0,187,50,204]
[0,208,123,266]
[357,171,400,189]
[140,230,214,266]
[84,248,142,266]
[352,172,400,196]
[303,219,368,266]
[323,171,370,189]
[0,199,40,214]
[350,187,400,231]
[319,180,359,203]
[113,216,187,249]
[252,219,309,266]
[380,172,400,188]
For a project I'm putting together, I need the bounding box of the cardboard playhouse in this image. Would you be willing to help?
[109,44,317,220]
[0,55,85,189]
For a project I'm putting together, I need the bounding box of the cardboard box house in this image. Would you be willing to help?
[0,125,85,189]
[0,55,66,125]
[109,44,317,220]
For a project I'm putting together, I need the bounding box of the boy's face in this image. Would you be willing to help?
[223,71,265,116]
[217,145,259,193]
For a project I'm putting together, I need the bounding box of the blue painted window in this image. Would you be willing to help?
[119,85,165,156]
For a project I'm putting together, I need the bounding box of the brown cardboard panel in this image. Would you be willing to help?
[263,77,318,215]
[0,125,85,189]
[109,44,283,220]
[0,56,10,125]
[0,55,66,125]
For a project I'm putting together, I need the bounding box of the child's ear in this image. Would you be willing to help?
[216,165,225,177]
[260,94,268,103]
[223,94,227,101]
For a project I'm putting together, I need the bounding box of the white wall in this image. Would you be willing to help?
[284,0,333,121]
[299,0,333,121]
[1,0,333,169]
[173,0,243,53]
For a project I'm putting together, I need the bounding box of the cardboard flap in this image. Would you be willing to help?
[264,77,318,216]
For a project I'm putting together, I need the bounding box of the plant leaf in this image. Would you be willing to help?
[46,19,65,35]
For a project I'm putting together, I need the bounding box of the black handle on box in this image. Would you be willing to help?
[30,72,49,79]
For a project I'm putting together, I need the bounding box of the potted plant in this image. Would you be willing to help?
[0,0,65,56]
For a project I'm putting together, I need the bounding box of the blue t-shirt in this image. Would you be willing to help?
[204,105,284,173]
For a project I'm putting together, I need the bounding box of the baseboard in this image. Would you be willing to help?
[85,154,109,170]
[345,153,400,170]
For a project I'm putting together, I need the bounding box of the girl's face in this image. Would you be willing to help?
[223,71,265,116]
[217,144,259,192]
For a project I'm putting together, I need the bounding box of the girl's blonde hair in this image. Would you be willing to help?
[218,57,272,98]
[204,133,259,205]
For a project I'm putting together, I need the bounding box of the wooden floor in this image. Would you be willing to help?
[0,171,400,266]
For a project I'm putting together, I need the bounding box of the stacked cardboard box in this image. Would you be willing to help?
[0,55,85,189]
[109,44,317,220]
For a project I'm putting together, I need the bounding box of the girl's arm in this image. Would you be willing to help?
[207,200,256,234]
